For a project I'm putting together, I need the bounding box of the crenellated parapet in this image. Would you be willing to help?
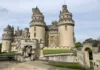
[2,34,13,40]
[46,21,58,32]
[4,25,14,32]
[30,7,46,27]
[58,5,74,26]
[2,25,14,40]
[15,27,23,37]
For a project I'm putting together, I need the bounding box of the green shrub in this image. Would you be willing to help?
[75,42,82,48]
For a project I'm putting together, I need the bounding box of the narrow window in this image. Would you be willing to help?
[34,33,36,37]
[65,25,67,30]
[67,15,68,17]
[34,27,36,31]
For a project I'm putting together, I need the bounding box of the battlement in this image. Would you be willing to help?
[21,39,38,44]
[2,34,13,40]
[58,5,74,26]
[4,25,14,31]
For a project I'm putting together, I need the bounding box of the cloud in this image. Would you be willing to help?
[0,7,8,12]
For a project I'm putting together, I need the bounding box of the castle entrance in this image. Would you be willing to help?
[23,45,32,57]
[22,45,35,61]
[84,47,93,69]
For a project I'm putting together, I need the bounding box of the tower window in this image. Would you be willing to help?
[34,27,36,31]
[65,25,67,30]
[34,33,36,37]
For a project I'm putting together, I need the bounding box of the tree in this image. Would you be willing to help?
[83,38,93,43]
[75,42,82,48]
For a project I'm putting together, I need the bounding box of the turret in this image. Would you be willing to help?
[2,25,14,52]
[30,7,46,45]
[58,5,75,49]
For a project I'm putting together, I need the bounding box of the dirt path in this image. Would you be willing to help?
[0,61,77,70]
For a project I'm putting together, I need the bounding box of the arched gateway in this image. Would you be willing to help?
[82,43,93,69]
[15,45,36,62]
[22,45,36,60]
[79,42,100,70]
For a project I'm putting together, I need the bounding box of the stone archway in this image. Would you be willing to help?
[23,45,32,57]
[22,45,36,61]
[84,47,93,69]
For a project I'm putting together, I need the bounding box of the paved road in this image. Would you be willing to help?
[0,61,78,70]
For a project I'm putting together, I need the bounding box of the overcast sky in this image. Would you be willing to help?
[0,0,100,42]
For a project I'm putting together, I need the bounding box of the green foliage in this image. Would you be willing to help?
[90,61,94,70]
[43,49,73,54]
[48,62,85,70]
[75,42,82,48]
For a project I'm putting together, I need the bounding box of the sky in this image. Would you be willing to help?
[0,0,100,43]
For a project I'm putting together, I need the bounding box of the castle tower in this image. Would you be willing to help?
[58,5,75,49]
[2,25,14,52]
[30,7,46,44]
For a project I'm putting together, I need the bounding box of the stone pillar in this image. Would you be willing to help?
[85,51,90,69]
[40,49,43,57]
[39,40,44,59]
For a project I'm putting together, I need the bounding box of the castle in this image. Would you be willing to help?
[1,4,100,70]
[1,4,75,53]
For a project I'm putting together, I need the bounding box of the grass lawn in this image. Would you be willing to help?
[43,49,73,54]
[48,62,85,70]
[90,61,94,70]
[0,52,16,56]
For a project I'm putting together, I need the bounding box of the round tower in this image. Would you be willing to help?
[58,5,75,49]
[2,25,14,52]
[30,7,46,44]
